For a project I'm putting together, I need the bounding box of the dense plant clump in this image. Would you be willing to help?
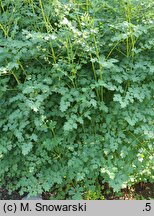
[0,0,154,199]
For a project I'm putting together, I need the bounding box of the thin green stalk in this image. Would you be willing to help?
[93,35,103,100]
[38,0,57,71]
[127,131,152,156]
[124,0,136,58]
[0,1,18,38]
[86,0,89,12]
[65,71,76,88]
[12,71,20,85]
[0,23,8,38]
[130,28,135,57]
[65,38,77,88]
[90,53,100,99]
[29,0,35,14]
[106,41,120,60]
[65,39,71,65]
[39,0,49,32]
[115,48,127,57]
[0,0,4,12]
[127,13,135,57]
[28,0,38,30]
[77,14,82,30]
[126,37,129,57]
[17,60,27,76]
[51,46,57,64]
[51,129,55,137]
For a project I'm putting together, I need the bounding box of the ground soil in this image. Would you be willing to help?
[0,182,153,200]
[103,183,154,200]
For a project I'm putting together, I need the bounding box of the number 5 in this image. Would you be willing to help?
[145,203,151,211]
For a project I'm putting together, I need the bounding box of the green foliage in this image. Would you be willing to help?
[0,0,154,199]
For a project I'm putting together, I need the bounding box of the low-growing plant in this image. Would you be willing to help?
[0,0,153,199]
